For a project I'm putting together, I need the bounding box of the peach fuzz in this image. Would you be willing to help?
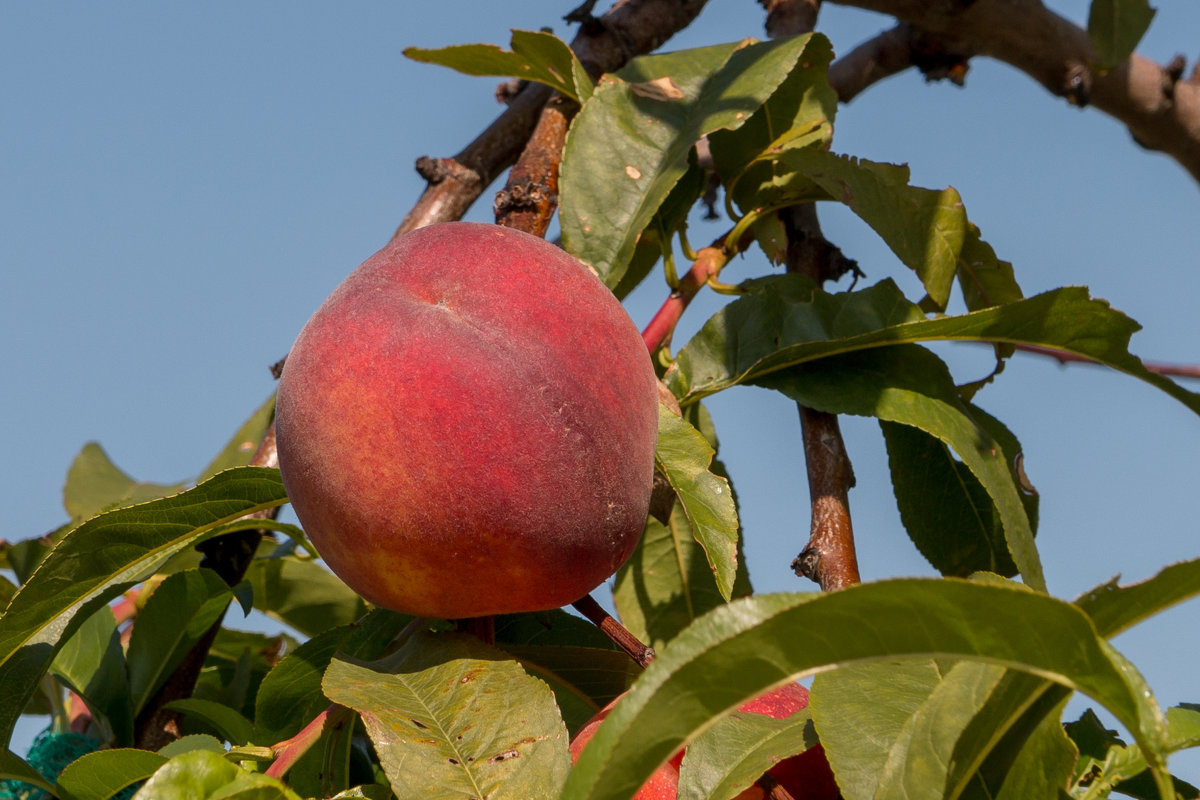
[275,222,659,619]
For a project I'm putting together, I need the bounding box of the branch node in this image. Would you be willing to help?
[792,546,821,584]
[493,181,557,216]
[1062,62,1092,107]
[414,156,482,190]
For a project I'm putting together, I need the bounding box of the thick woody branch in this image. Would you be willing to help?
[394,0,711,240]
[828,0,1200,182]
[494,95,577,237]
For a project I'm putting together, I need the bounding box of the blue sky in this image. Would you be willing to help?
[3,1,1198,780]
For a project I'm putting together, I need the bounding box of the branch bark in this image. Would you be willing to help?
[827,0,1200,182]
[394,0,711,240]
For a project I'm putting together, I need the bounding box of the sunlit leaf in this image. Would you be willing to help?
[323,629,570,800]
[125,568,233,716]
[404,29,592,103]
[1088,0,1156,69]
[653,405,739,601]
[62,443,184,526]
[562,582,1168,800]
[50,605,133,746]
[561,35,826,287]
[666,277,1200,419]
[130,750,300,800]
[0,466,288,744]
[55,748,166,800]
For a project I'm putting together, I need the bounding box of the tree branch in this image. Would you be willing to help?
[494,95,577,237]
[827,0,1200,182]
[780,206,863,592]
[393,0,712,240]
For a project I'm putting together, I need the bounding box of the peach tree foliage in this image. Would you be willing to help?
[2,22,1200,800]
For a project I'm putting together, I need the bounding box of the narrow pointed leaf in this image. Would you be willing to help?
[0,465,288,744]
[561,35,824,286]
[653,405,740,600]
[1075,557,1200,637]
[62,443,184,525]
[956,223,1024,311]
[667,277,1200,417]
[614,503,746,651]
[759,346,1045,591]
[1088,0,1156,69]
[49,605,133,746]
[677,704,817,800]
[881,402,1038,579]
[125,568,233,715]
[323,629,570,800]
[244,555,367,637]
[789,149,968,309]
[404,29,592,103]
[255,609,411,740]
[54,748,167,800]
[562,582,1168,800]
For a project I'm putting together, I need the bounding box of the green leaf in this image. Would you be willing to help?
[125,568,233,716]
[498,644,640,734]
[881,402,1038,579]
[614,502,748,651]
[653,405,740,601]
[988,693,1076,800]
[163,698,255,746]
[156,735,226,758]
[62,443,185,526]
[561,35,825,287]
[561,582,1168,800]
[323,629,570,800]
[404,29,592,103]
[666,277,1200,418]
[131,750,301,800]
[255,609,411,740]
[956,222,1024,311]
[758,346,1045,592]
[611,157,708,301]
[54,748,166,800]
[782,149,969,309]
[494,609,623,651]
[49,605,133,746]
[1,749,58,796]
[244,555,367,637]
[677,702,817,800]
[1088,0,1156,69]
[0,466,288,744]
[1075,557,1200,637]
[707,33,836,218]
[197,392,276,482]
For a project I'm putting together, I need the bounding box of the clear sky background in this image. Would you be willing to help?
[3,0,1198,782]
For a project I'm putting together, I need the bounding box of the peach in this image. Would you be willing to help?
[275,222,659,619]
[569,684,838,800]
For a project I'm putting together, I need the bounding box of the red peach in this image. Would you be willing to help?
[275,222,659,619]
[570,684,838,800]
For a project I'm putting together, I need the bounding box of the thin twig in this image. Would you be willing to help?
[572,594,656,668]
[1009,342,1200,380]
[264,704,354,780]
[641,246,728,353]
